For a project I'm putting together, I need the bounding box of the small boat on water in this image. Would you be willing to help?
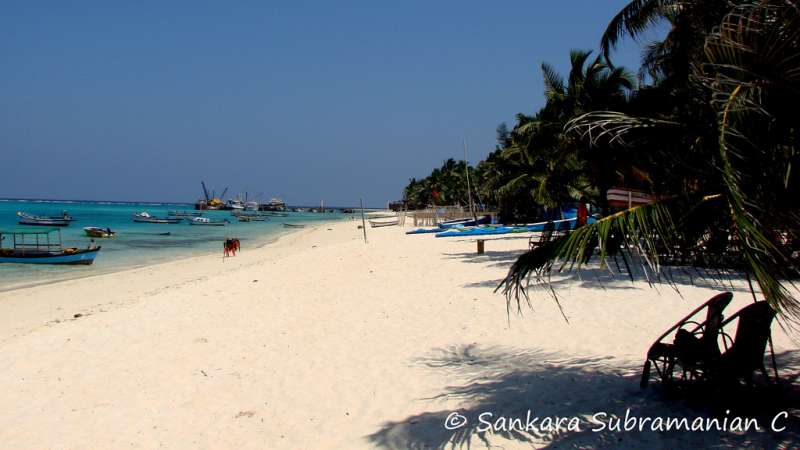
[282,223,305,228]
[0,228,100,265]
[237,214,268,222]
[188,217,229,226]
[83,227,116,238]
[369,219,399,228]
[132,212,183,224]
[17,211,71,227]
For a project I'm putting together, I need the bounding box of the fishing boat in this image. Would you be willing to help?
[17,211,71,227]
[226,198,245,210]
[132,212,183,224]
[369,219,399,228]
[188,217,228,226]
[282,223,305,228]
[83,227,116,238]
[237,214,268,222]
[0,228,101,265]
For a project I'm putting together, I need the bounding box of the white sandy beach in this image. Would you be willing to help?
[0,220,797,449]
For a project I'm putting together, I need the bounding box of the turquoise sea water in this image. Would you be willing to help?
[0,199,344,290]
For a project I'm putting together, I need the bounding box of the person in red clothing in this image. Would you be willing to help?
[576,196,589,228]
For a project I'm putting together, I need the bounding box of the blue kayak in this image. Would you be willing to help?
[405,228,442,235]
[438,215,492,229]
[434,217,595,237]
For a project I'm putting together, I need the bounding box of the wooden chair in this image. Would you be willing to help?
[528,221,555,250]
[554,220,573,239]
[640,292,733,388]
[710,301,777,386]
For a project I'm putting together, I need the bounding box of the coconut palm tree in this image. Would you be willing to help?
[500,1,800,320]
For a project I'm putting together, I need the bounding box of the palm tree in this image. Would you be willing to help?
[500,1,800,320]
[600,0,730,83]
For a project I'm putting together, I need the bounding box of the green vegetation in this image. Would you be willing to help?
[408,0,800,319]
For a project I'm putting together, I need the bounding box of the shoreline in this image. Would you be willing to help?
[0,219,336,294]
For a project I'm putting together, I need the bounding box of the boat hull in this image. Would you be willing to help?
[189,222,226,226]
[84,227,115,238]
[369,220,398,228]
[0,247,101,265]
[18,220,70,227]
[133,217,182,224]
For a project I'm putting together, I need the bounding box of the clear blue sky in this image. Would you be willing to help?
[0,1,661,207]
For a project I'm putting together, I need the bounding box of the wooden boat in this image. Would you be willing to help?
[369,219,399,228]
[282,223,306,228]
[188,217,228,226]
[237,215,267,222]
[83,227,116,238]
[132,212,183,224]
[17,211,71,227]
[0,228,100,265]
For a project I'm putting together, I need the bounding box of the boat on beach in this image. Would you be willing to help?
[0,228,100,265]
[282,223,305,228]
[188,217,229,226]
[369,219,399,228]
[132,212,183,224]
[83,227,116,238]
[17,211,71,227]
[438,215,492,229]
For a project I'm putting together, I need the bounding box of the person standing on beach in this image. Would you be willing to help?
[576,196,588,228]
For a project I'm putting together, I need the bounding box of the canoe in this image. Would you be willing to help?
[17,212,70,227]
[84,227,116,238]
[369,219,398,228]
[188,217,228,226]
[132,212,182,224]
[434,217,596,237]
[438,215,491,229]
[405,228,441,235]
[282,223,305,228]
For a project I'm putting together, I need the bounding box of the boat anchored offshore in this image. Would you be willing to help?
[84,227,116,238]
[17,211,71,227]
[188,217,229,226]
[0,228,100,265]
[132,212,183,224]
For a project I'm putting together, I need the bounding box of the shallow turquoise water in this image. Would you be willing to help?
[0,199,344,289]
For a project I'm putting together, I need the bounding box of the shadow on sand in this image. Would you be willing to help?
[367,344,799,449]
[445,244,755,294]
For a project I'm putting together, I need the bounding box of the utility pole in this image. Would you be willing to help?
[464,140,477,222]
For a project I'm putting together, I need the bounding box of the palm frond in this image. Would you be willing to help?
[497,193,725,314]
[565,111,680,147]
[600,0,672,64]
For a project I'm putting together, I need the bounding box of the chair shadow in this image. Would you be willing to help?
[366,345,799,449]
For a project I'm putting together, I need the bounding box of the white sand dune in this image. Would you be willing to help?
[0,221,797,449]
